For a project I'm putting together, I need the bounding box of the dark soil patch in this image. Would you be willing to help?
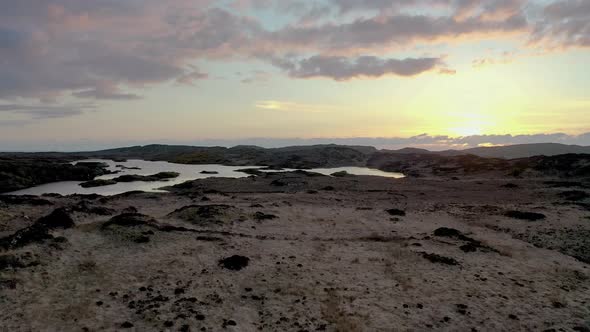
[168,204,233,224]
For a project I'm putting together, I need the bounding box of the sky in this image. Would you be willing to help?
[0,0,589,151]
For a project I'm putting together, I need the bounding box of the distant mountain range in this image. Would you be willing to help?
[3,142,590,161]
[385,143,590,159]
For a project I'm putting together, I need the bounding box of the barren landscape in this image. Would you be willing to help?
[1,156,589,331]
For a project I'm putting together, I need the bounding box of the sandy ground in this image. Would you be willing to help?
[0,173,589,331]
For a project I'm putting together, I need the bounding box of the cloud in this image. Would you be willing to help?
[240,70,271,84]
[531,0,590,48]
[268,11,528,54]
[255,100,341,112]
[438,68,457,75]
[273,55,443,80]
[176,70,210,85]
[72,82,141,100]
[0,103,94,119]
[0,0,587,115]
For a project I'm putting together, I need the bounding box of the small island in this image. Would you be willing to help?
[200,171,219,175]
[79,172,180,188]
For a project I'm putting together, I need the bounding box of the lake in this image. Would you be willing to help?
[5,159,404,196]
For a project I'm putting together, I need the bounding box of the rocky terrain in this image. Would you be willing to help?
[0,157,111,193]
[0,168,589,331]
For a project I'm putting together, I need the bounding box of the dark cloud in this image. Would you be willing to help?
[532,0,590,48]
[269,11,528,53]
[274,55,443,80]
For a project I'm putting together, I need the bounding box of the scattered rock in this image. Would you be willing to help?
[222,319,237,328]
[421,252,459,265]
[120,322,134,328]
[196,236,224,242]
[168,204,233,225]
[434,227,467,240]
[253,212,278,221]
[219,255,250,271]
[0,254,39,270]
[0,224,53,250]
[386,208,406,216]
[459,243,478,253]
[559,190,590,202]
[0,208,75,249]
[37,208,75,229]
[0,278,18,289]
[505,210,546,221]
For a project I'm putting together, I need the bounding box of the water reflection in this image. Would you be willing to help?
[6,159,403,196]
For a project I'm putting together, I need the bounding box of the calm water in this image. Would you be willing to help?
[6,159,403,196]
